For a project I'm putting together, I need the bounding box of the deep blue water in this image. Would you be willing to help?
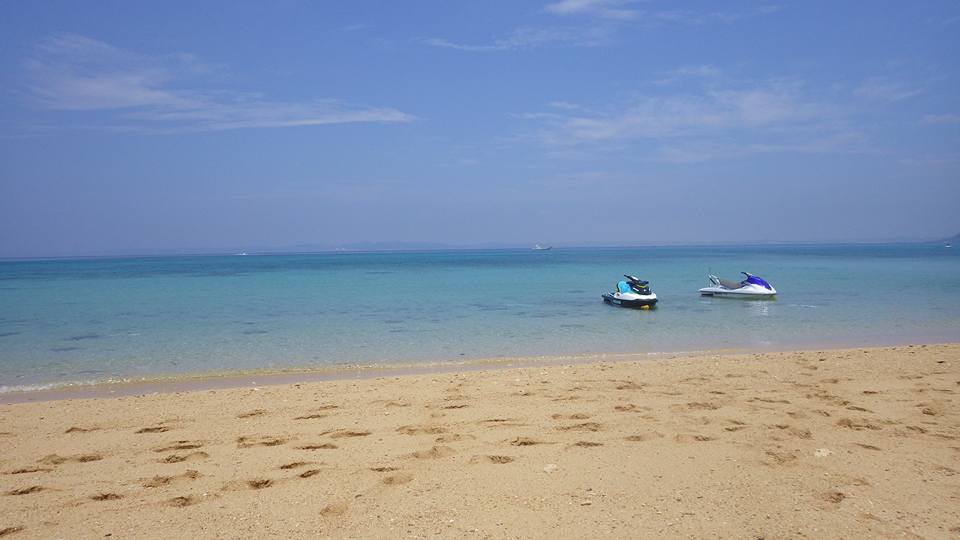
[1,244,958,391]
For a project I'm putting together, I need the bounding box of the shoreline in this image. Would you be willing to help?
[0,348,728,404]
[3,340,955,404]
[1,342,956,538]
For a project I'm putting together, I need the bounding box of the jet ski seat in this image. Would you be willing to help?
[718,278,743,289]
[617,281,632,294]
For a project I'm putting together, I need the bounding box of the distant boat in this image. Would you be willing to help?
[236,252,248,256]
[946,243,952,249]
[532,244,552,251]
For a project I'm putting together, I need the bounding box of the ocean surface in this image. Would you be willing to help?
[1,244,958,392]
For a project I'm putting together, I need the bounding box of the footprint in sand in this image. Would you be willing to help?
[409,446,455,459]
[0,527,24,537]
[819,490,846,503]
[279,461,313,470]
[90,493,122,501]
[142,470,201,488]
[160,451,209,464]
[298,469,322,479]
[298,443,337,450]
[674,434,713,443]
[6,467,53,475]
[614,404,650,413]
[396,425,446,435]
[369,466,399,472]
[135,426,171,434]
[763,448,799,466]
[569,441,603,448]
[294,413,328,420]
[855,443,882,451]
[750,397,792,405]
[38,453,102,465]
[478,418,527,428]
[682,402,722,411]
[153,441,204,453]
[320,502,348,517]
[221,478,275,491]
[435,433,471,443]
[5,486,44,496]
[557,422,602,433]
[509,437,547,446]
[166,495,198,507]
[380,400,410,408]
[836,418,881,431]
[845,404,871,413]
[625,432,663,442]
[237,409,267,419]
[246,479,273,489]
[919,402,944,416]
[381,473,414,485]
[767,425,812,439]
[326,429,371,439]
[237,436,286,448]
[469,455,514,464]
[64,426,99,434]
[551,413,591,420]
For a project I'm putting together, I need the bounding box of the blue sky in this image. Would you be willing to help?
[1,1,958,256]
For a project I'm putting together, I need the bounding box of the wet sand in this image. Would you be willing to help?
[0,344,958,539]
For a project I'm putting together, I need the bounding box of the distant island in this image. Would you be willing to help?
[943,232,960,244]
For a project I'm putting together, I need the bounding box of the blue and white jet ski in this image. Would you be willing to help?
[602,275,658,309]
[699,272,776,299]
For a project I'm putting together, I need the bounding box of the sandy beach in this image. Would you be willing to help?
[1,344,958,539]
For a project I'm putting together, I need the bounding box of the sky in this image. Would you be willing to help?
[0,0,958,257]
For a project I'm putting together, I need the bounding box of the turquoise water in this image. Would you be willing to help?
[1,245,958,391]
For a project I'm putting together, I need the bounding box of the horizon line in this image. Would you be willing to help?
[0,237,954,263]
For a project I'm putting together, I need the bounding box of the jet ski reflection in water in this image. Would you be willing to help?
[602,275,658,309]
[699,272,777,299]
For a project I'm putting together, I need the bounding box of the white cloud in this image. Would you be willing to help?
[653,64,722,85]
[854,78,923,102]
[547,101,583,110]
[516,77,863,162]
[921,113,960,124]
[544,0,640,20]
[646,5,781,25]
[422,25,612,52]
[21,34,414,133]
[425,4,780,53]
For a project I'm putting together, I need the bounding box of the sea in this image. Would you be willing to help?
[1,244,958,393]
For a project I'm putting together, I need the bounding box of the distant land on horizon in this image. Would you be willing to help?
[1,234,957,261]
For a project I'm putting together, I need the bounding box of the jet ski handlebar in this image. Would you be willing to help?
[623,275,649,286]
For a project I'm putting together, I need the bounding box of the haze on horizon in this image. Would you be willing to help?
[1,1,958,258]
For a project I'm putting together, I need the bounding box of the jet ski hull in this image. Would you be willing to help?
[602,292,658,309]
[698,286,776,299]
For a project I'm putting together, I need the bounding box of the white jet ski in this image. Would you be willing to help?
[699,272,776,299]
[602,275,658,309]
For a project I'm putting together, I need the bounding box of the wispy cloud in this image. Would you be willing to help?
[424,3,780,53]
[422,25,612,52]
[20,34,414,133]
[544,1,781,24]
[853,78,923,102]
[648,5,781,25]
[652,64,722,85]
[921,113,960,124]
[516,77,865,162]
[544,0,640,20]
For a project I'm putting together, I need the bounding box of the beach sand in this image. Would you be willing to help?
[1,344,958,539]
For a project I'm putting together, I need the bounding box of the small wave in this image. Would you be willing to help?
[0,378,108,394]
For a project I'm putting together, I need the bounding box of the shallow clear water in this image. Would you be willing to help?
[1,244,958,391]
